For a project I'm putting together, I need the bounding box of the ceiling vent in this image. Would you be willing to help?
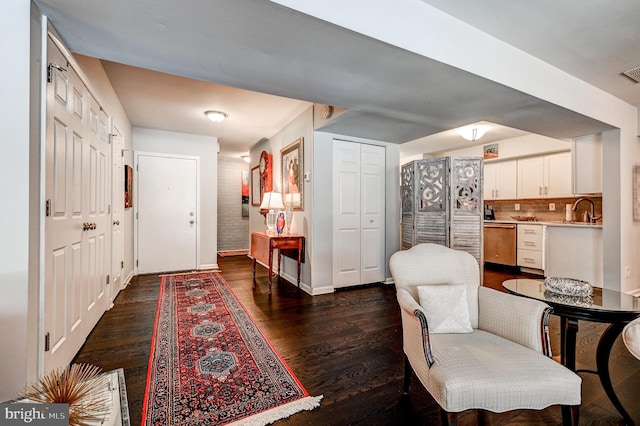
[622,67,640,83]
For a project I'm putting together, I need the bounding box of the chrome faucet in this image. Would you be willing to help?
[571,197,601,224]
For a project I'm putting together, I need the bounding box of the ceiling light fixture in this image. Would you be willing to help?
[241,155,250,163]
[205,110,227,122]
[459,125,490,142]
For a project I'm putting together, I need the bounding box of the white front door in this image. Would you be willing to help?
[44,37,111,372]
[136,153,199,274]
[332,140,385,288]
[110,124,124,303]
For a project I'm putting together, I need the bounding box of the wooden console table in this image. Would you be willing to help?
[250,232,305,294]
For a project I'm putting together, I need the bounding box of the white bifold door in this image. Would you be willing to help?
[332,140,386,288]
[44,36,111,372]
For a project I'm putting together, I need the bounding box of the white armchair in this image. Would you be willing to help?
[390,243,581,426]
[623,317,640,360]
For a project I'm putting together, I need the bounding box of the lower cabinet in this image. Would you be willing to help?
[517,224,544,272]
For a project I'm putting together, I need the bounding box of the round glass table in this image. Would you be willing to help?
[503,278,640,426]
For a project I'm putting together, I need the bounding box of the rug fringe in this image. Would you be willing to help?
[226,395,323,426]
[159,269,221,277]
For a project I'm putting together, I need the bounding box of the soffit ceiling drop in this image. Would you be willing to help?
[35,0,618,157]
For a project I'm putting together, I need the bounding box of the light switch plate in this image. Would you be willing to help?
[549,203,556,211]
[514,203,520,211]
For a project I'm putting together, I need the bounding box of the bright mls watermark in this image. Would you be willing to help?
[0,404,68,425]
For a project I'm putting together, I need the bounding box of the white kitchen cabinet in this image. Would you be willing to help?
[517,152,572,198]
[572,133,603,194]
[517,223,544,273]
[484,160,517,200]
[545,225,602,287]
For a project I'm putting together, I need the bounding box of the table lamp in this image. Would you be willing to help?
[260,192,284,234]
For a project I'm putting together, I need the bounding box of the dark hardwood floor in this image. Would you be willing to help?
[74,257,640,425]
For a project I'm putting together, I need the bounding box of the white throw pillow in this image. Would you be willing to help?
[417,284,473,334]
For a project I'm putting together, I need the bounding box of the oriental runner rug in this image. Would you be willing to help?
[142,272,322,426]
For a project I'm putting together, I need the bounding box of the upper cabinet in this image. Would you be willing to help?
[517,151,572,198]
[572,134,603,195]
[484,160,517,200]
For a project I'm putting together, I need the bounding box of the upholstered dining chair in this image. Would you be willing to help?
[623,317,640,360]
[389,243,581,426]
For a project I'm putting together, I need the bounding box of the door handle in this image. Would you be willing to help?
[190,220,195,224]
[113,220,120,225]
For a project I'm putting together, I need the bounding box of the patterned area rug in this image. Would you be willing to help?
[142,272,321,425]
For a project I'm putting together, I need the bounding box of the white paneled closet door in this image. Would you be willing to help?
[44,36,111,373]
[332,140,385,288]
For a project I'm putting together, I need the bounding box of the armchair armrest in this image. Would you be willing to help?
[397,288,435,368]
[478,287,552,355]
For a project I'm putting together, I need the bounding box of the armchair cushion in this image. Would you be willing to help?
[418,284,472,334]
[425,331,581,413]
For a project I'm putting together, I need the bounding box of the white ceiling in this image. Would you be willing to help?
[34,0,636,159]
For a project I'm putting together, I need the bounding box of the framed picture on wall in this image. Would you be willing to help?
[634,165,640,221]
[251,166,261,206]
[281,137,304,211]
[241,170,249,217]
[124,165,133,209]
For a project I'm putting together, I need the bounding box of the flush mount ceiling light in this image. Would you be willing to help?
[241,155,250,163]
[459,124,491,142]
[205,110,227,122]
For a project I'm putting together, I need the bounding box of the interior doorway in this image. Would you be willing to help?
[135,152,200,274]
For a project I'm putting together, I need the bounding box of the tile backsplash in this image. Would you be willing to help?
[486,197,602,223]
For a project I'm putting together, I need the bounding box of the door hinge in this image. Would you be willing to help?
[121,149,125,158]
[108,204,111,214]
[136,212,139,220]
[136,259,139,267]
[45,199,51,217]
[108,133,116,144]
[47,62,67,83]
[121,261,124,269]
[44,332,50,352]
[106,275,110,285]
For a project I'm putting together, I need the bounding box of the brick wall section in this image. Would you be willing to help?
[217,158,250,251]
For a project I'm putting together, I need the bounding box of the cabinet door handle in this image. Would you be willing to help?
[523,257,535,263]
[544,186,548,195]
[495,189,499,198]
[524,241,535,246]
[524,229,536,234]
[539,186,542,195]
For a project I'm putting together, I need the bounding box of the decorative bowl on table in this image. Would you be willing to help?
[543,290,593,307]
[544,276,593,297]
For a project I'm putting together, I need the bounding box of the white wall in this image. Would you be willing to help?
[426,134,571,161]
[0,0,35,402]
[249,107,314,290]
[133,128,219,269]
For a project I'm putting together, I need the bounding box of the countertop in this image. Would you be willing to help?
[484,219,602,229]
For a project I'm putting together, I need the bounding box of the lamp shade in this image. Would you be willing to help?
[260,192,284,210]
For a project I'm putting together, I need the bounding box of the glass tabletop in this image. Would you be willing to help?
[502,278,640,313]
